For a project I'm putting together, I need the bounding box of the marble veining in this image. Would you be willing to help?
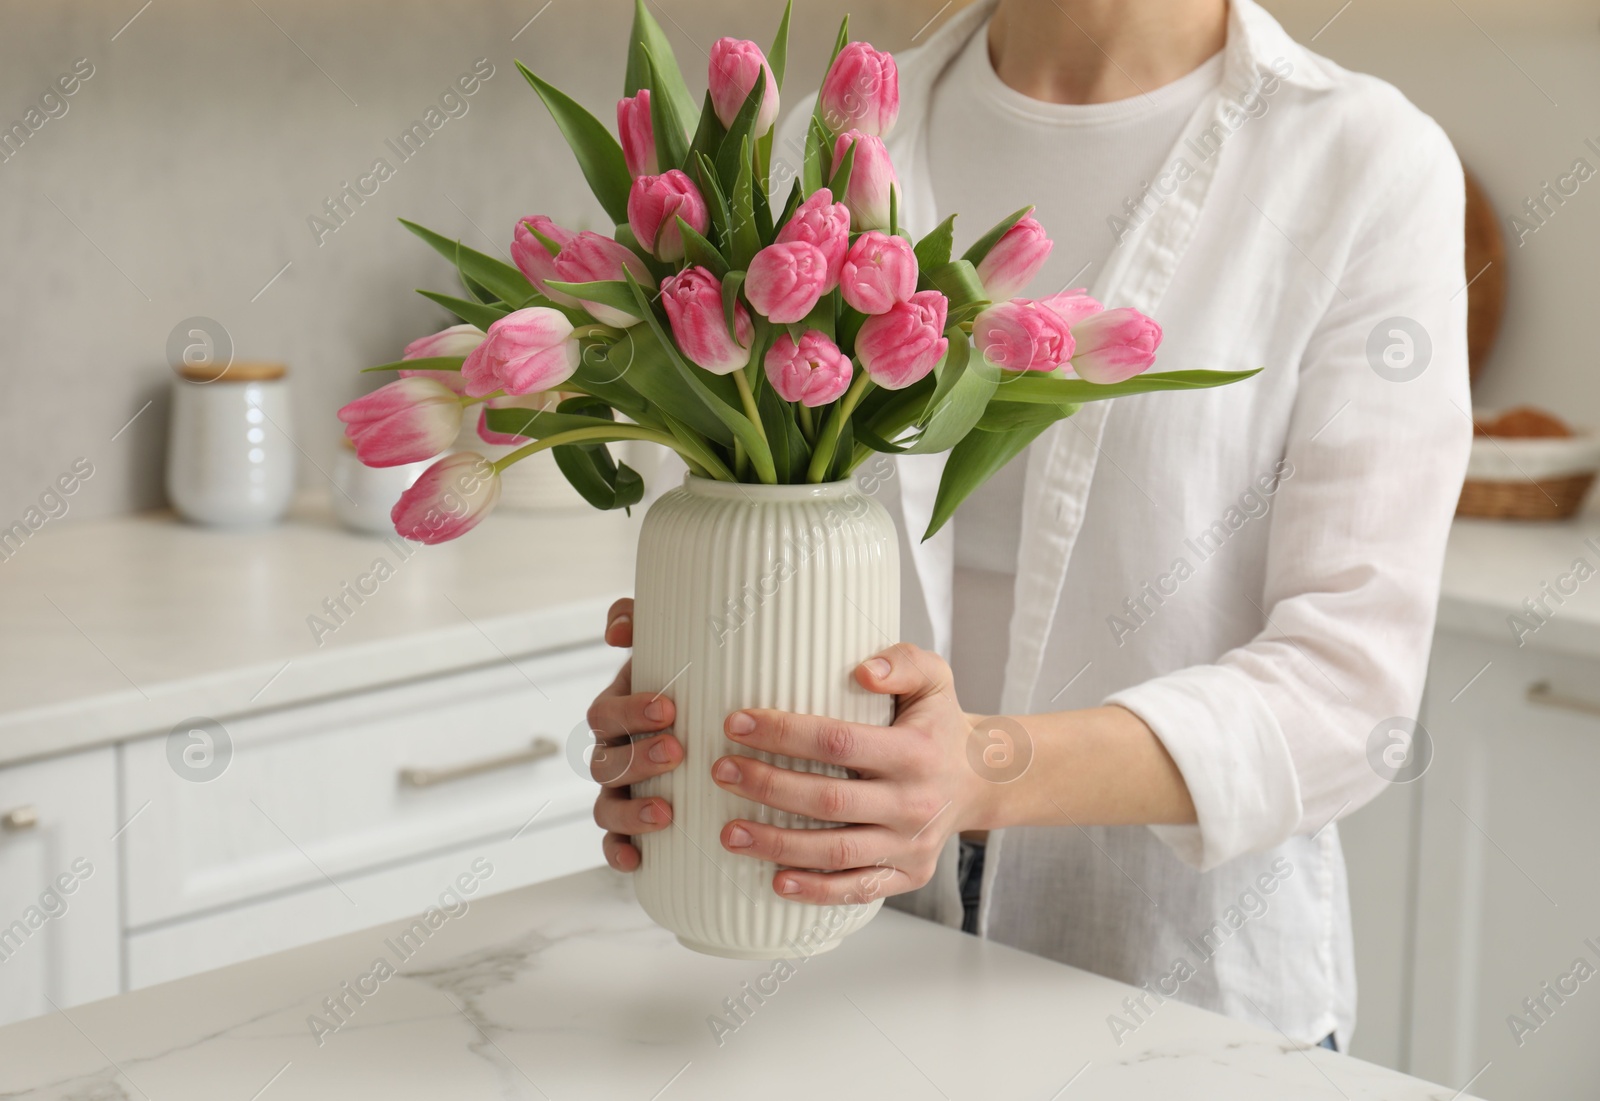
[0,868,1477,1100]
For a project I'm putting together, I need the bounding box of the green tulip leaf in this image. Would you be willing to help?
[517,63,632,226]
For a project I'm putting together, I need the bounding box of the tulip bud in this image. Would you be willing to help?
[818,42,900,137]
[855,290,949,390]
[392,451,501,544]
[709,38,779,136]
[627,170,710,261]
[745,241,830,324]
[1070,307,1163,384]
[617,90,657,178]
[397,323,485,394]
[461,307,580,397]
[775,187,851,291]
[976,215,1053,301]
[831,130,899,231]
[765,330,853,407]
[511,215,580,306]
[973,299,1076,372]
[338,377,464,468]
[838,231,918,315]
[660,266,755,375]
[551,231,656,328]
[1038,288,1104,328]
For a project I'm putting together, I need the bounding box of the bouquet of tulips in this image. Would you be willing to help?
[338,2,1254,545]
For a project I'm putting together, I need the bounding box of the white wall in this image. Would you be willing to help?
[0,0,947,522]
[1259,0,1600,421]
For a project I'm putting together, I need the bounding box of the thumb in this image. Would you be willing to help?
[855,643,954,702]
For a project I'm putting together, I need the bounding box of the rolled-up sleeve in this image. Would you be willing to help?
[1107,111,1472,871]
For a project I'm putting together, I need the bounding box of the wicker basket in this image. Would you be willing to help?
[1457,473,1596,520]
[1457,429,1600,520]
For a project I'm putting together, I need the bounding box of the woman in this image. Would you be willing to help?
[587,0,1469,1052]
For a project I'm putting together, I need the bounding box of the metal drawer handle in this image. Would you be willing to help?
[2,806,39,831]
[1526,681,1600,718]
[399,737,559,789]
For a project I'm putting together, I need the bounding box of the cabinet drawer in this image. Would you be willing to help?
[126,814,603,989]
[122,643,617,927]
[0,748,120,1026]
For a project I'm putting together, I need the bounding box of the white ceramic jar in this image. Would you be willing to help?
[166,362,296,527]
[631,475,899,959]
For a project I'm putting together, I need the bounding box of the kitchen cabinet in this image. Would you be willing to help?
[1402,630,1600,1101]
[118,644,616,987]
[0,749,120,1025]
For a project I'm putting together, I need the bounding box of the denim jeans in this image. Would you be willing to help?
[957,838,1338,1052]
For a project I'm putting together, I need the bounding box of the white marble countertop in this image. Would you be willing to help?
[0,494,637,766]
[0,867,1474,1100]
[1437,514,1600,660]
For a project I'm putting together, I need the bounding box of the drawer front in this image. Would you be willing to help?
[0,748,120,1027]
[125,814,603,989]
[122,643,617,927]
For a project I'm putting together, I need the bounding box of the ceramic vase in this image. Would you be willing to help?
[631,474,899,959]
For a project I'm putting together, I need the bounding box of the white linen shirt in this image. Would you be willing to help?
[773,0,1470,1049]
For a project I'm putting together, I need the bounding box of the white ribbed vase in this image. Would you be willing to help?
[631,474,899,959]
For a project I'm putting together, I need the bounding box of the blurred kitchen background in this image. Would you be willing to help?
[1,2,1597,1098]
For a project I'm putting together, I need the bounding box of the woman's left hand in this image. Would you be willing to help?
[712,642,995,904]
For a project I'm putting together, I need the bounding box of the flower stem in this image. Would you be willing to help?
[798,403,815,444]
[806,372,873,484]
[732,369,769,450]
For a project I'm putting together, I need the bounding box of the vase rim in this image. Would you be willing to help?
[681,474,864,501]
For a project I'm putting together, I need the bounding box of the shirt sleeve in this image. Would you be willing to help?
[1106,104,1473,871]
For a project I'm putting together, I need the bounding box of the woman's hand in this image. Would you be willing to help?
[711,643,996,905]
[586,598,683,873]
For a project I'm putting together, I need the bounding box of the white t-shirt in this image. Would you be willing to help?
[927,24,1223,713]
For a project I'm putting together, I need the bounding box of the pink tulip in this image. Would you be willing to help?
[744,241,830,324]
[628,170,710,261]
[392,451,501,544]
[1071,307,1163,383]
[775,188,851,291]
[972,299,1075,372]
[839,231,918,315]
[338,377,463,468]
[976,215,1053,301]
[831,130,899,231]
[818,42,900,137]
[551,231,655,328]
[660,266,755,375]
[461,308,580,397]
[511,215,580,307]
[617,90,657,178]
[397,323,486,395]
[1039,287,1104,327]
[855,290,949,390]
[765,331,853,407]
[708,38,779,136]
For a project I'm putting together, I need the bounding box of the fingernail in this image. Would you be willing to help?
[644,698,667,722]
[865,657,891,679]
[639,802,659,824]
[610,613,631,633]
[648,738,671,764]
[725,824,752,848]
[713,758,742,784]
[728,712,756,736]
[779,878,802,895]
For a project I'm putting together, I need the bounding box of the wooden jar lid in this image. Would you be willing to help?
[176,360,287,383]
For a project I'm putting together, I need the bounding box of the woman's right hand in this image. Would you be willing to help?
[587,598,683,872]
